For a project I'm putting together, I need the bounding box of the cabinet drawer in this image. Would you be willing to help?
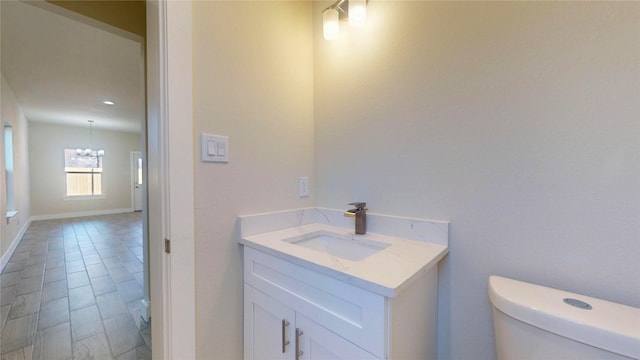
[243,247,386,357]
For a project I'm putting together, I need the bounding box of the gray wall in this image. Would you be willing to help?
[1,75,30,260]
[313,2,639,359]
[188,2,639,359]
[192,2,315,358]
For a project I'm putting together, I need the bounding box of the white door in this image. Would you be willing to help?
[244,284,296,360]
[132,151,143,211]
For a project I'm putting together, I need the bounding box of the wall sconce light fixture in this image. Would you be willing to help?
[322,0,367,41]
[323,6,340,41]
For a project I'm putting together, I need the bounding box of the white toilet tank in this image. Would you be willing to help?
[488,276,640,360]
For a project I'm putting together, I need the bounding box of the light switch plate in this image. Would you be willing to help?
[298,177,309,197]
[201,133,229,163]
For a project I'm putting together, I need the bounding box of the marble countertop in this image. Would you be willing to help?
[240,222,448,297]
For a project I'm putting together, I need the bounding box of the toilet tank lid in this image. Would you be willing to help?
[488,276,640,359]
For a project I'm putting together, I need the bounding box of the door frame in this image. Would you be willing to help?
[147,1,196,358]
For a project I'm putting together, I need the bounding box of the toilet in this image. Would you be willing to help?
[488,276,640,360]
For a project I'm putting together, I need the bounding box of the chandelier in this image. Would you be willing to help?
[76,120,105,157]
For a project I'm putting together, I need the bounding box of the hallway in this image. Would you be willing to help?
[0,213,151,359]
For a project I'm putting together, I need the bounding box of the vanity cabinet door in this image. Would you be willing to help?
[244,284,296,360]
[295,313,380,360]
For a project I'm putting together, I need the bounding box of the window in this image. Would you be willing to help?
[4,123,15,211]
[137,157,143,185]
[64,148,103,197]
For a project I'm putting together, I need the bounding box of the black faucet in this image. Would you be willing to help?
[344,202,367,235]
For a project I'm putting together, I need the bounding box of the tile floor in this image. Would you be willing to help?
[0,212,151,360]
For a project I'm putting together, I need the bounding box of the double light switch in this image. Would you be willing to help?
[201,133,229,163]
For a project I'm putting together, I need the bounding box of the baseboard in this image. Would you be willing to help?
[0,217,32,273]
[29,208,134,221]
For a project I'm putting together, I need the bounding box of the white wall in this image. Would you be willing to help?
[29,122,140,217]
[192,2,314,358]
[313,2,639,359]
[1,75,31,260]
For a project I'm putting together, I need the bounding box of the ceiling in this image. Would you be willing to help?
[1,1,144,133]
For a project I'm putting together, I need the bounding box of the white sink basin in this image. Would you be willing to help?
[283,231,390,261]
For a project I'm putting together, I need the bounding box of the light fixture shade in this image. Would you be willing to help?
[323,8,340,41]
[348,0,367,28]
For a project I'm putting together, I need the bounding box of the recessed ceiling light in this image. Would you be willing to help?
[102,100,115,105]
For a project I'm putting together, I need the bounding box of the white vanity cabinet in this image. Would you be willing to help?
[243,246,439,360]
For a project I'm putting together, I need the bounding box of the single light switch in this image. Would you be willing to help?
[207,140,217,156]
[217,141,225,156]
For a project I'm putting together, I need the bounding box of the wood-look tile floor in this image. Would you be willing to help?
[0,213,151,360]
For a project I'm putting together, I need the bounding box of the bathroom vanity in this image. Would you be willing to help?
[239,208,449,360]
